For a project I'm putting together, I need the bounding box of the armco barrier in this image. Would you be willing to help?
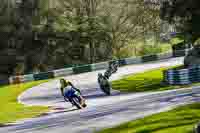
[158,52,173,60]
[6,51,181,85]
[124,57,142,65]
[22,74,34,82]
[173,49,186,57]
[0,79,9,85]
[9,76,21,84]
[73,65,92,74]
[142,54,158,63]
[9,74,34,84]
[53,68,73,77]
[164,66,200,85]
[118,59,127,66]
[33,72,54,81]
[91,62,109,71]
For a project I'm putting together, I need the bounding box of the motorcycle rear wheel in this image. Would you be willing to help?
[100,84,111,95]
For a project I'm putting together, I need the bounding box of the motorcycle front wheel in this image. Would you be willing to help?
[71,97,82,109]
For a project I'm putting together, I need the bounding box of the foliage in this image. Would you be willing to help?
[160,0,200,43]
[138,45,162,56]
[170,37,184,45]
[99,0,161,58]
[0,0,163,73]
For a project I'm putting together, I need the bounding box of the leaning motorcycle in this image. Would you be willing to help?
[97,61,118,95]
[98,74,111,95]
[108,61,118,74]
[64,91,86,109]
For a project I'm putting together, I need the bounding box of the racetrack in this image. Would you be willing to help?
[2,57,200,133]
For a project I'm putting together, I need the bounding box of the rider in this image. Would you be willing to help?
[59,78,86,108]
[108,60,118,73]
[98,73,109,86]
[98,73,111,95]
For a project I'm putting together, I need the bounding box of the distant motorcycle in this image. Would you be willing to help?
[108,61,119,74]
[104,61,119,79]
[98,73,111,95]
[97,60,119,95]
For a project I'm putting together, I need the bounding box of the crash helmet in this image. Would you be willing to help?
[60,78,70,88]
[98,73,103,78]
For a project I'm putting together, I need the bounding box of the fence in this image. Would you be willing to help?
[7,52,174,85]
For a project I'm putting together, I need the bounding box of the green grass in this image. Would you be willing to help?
[112,66,197,92]
[0,80,49,124]
[99,67,200,133]
[99,103,200,133]
[160,43,172,53]
[170,37,184,45]
[114,39,172,59]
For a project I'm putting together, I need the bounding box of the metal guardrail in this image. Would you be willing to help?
[4,52,175,85]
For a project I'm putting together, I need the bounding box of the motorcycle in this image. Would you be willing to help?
[98,73,111,95]
[64,88,86,109]
[97,60,118,95]
[104,61,119,79]
[108,61,119,74]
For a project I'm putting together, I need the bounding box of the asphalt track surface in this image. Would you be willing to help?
[2,57,200,133]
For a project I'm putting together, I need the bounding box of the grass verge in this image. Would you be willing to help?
[112,66,199,92]
[99,103,200,133]
[99,66,200,133]
[0,80,49,124]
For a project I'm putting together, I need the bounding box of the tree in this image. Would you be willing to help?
[54,0,112,63]
[160,0,200,44]
[100,0,161,58]
[0,0,163,74]
[160,0,200,67]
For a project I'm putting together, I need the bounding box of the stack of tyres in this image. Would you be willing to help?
[189,67,200,83]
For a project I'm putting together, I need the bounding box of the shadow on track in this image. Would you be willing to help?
[49,108,78,115]
[56,89,120,103]
[83,91,120,99]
